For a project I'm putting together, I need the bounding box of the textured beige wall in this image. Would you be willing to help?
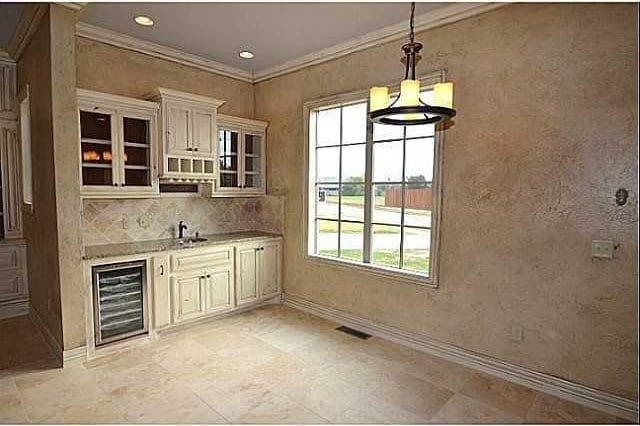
[75,37,254,118]
[254,3,638,399]
[17,8,64,353]
[50,5,84,351]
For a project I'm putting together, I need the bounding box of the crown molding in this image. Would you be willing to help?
[74,3,504,85]
[0,50,14,64]
[60,3,87,12]
[75,22,254,83]
[253,3,506,83]
[7,4,47,61]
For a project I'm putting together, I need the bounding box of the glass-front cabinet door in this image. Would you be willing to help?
[121,115,152,188]
[78,89,159,197]
[80,109,117,188]
[243,132,263,191]
[214,115,268,196]
[218,127,240,190]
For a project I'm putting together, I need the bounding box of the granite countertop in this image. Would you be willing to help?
[83,231,282,260]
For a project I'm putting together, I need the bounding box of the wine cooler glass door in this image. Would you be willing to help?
[93,260,147,346]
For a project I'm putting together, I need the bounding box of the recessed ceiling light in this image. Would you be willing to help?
[239,50,254,59]
[134,16,154,26]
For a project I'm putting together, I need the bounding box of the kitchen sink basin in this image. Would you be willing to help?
[178,237,208,244]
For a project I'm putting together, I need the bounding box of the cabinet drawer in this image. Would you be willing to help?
[0,271,24,301]
[0,245,23,270]
[170,246,233,273]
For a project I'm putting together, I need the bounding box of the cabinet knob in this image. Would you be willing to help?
[206,274,211,278]
[187,147,193,151]
[194,147,198,152]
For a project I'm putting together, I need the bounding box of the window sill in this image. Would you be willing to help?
[305,254,438,289]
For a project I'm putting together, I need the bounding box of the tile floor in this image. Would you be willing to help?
[0,304,630,424]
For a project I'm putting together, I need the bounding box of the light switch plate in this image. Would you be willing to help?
[592,240,614,259]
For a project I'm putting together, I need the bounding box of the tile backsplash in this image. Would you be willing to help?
[82,196,284,246]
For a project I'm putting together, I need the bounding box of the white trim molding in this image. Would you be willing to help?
[7,4,47,61]
[75,22,254,83]
[63,346,88,366]
[283,294,639,422]
[74,3,504,84]
[253,3,505,82]
[0,299,28,320]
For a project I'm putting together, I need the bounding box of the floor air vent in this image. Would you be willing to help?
[335,326,372,340]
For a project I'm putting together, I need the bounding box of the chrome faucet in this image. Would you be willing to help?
[178,221,188,239]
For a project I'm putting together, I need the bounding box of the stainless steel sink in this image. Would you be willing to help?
[178,237,208,245]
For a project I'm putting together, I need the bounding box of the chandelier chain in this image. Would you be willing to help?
[409,2,415,43]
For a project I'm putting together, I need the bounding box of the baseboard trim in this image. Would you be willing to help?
[283,294,638,422]
[28,306,63,362]
[63,345,88,367]
[0,299,29,320]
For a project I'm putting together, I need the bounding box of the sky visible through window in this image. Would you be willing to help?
[311,90,436,276]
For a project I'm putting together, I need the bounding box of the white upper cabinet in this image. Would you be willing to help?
[0,120,22,239]
[213,114,268,197]
[191,108,216,157]
[77,89,160,198]
[166,103,191,156]
[0,60,17,120]
[150,88,224,182]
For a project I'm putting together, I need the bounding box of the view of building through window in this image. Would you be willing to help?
[309,90,436,276]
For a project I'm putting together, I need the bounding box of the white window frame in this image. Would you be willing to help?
[18,84,33,212]
[303,72,446,288]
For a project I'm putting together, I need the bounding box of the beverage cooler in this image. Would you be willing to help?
[92,260,148,346]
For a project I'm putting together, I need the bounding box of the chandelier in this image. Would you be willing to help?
[368,2,456,126]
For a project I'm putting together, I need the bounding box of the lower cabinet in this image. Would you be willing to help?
[172,273,206,324]
[236,239,281,306]
[152,237,281,329]
[205,269,234,313]
[236,245,259,306]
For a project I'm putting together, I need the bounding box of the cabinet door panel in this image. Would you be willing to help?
[1,125,22,238]
[0,273,23,301]
[260,243,280,298]
[80,109,117,187]
[122,116,152,188]
[236,246,258,305]
[243,132,264,192]
[217,127,240,191]
[172,274,205,323]
[192,109,215,157]
[153,255,170,328]
[206,270,233,312]
[167,104,191,155]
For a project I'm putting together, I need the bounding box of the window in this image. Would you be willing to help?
[18,85,33,208]
[306,80,442,284]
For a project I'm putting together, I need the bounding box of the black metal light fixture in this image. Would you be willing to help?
[368,2,456,126]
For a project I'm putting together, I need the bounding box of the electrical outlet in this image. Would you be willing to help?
[592,240,614,259]
[122,216,129,230]
[509,325,524,342]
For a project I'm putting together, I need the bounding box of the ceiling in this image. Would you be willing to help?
[78,2,451,72]
[0,3,23,49]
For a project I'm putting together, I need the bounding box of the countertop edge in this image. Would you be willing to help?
[82,232,283,261]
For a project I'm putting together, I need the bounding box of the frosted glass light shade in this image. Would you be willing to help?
[399,80,420,107]
[369,87,389,111]
[433,82,454,108]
